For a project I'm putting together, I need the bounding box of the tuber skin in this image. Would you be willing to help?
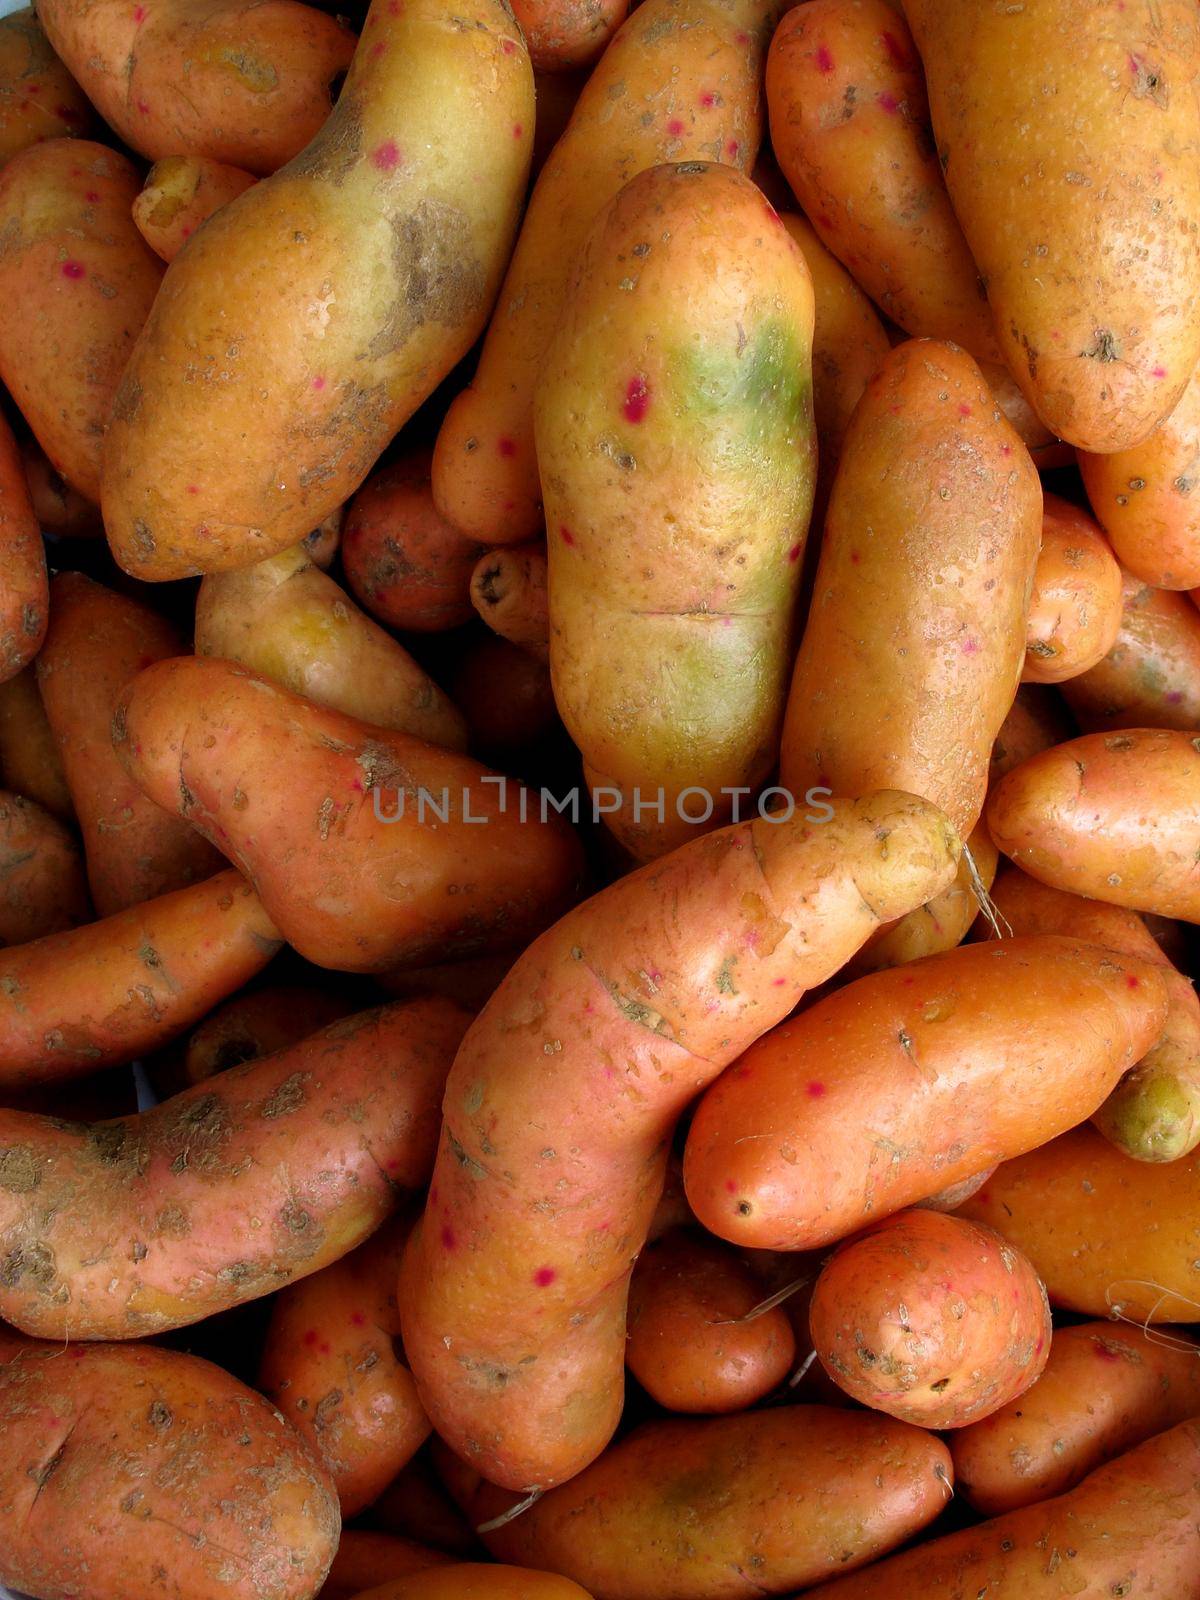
[400,790,961,1490]
[0,139,163,502]
[0,8,92,168]
[0,1331,341,1600]
[261,1214,432,1516]
[132,155,257,261]
[0,998,469,1339]
[431,0,777,546]
[950,1320,1200,1515]
[685,935,1168,1250]
[626,1227,796,1414]
[36,0,356,175]
[0,868,281,1088]
[781,339,1042,840]
[454,1407,955,1599]
[802,1418,1200,1598]
[904,0,1200,454]
[470,543,549,659]
[983,865,1200,1163]
[961,1124,1200,1324]
[988,727,1200,922]
[113,655,584,973]
[0,409,46,683]
[101,0,534,579]
[1066,568,1200,733]
[342,453,485,633]
[808,1209,1052,1430]
[0,665,73,821]
[768,0,1001,362]
[195,543,468,750]
[37,571,224,916]
[0,790,89,947]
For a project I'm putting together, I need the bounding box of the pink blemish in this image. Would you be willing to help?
[763,199,783,226]
[350,1311,367,1327]
[815,43,835,74]
[958,404,972,417]
[902,976,915,986]
[735,29,750,45]
[60,260,86,279]
[533,1266,557,1287]
[806,1080,826,1098]
[850,550,861,565]
[726,139,740,160]
[349,778,363,794]
[430,1184,439,1207]
[559,524,576,546]
[1128,52,1143,77]
[56,105,82,123]
[69,1347,88,1359]
[976,1189,991,1204]
[372,140,401,171]
[890,404,902,416]
[962,638,980,655]
[700,92,716,108]
[502,37,516,53]
[880,30,910,69]
[623,375,651,423]
[320,1342,331,1356]
[187,484,199,495]
[440,1225,458,1251]
[1001,444,1013,458]
[180,225,192,238]
[725,1180,738,1193]
[787,543,802,563]
[1127,974,1140,988]
[385,1157,401,1172]
[1167,690,1184,704]
[370,40,387,58]
[497,436,517,458]
[84,191,100,204]
[133,3,146,19]
[772,976,786,987]
[303,1330,320,1348]
[1153,365,1168,380]
[312,375,326,391]
[26,83,40,94]
[1035,1337,1045,1355]
[388,0,403,12]
[1094,1340,1123,1361]
[512,123,524,139]
[503,499,515,511]
[603,1062,616,1078]
[136,99,151,115]
[667,117,686,137]
[876,91,899,115]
